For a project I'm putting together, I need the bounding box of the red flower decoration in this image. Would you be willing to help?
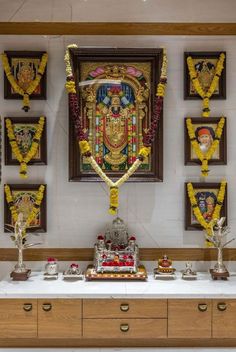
[47,257,57,262]
[97,234,104,240]
[70,263,79,268]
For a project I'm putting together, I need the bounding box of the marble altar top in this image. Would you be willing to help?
[0,272,236,299]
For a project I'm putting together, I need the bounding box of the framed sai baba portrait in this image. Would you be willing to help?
[184,51,226,100]
[4,184,47,233]
[185,182,227,231]
[5,117,47,165]
[184,117,227,166]
[3,51,47,100]
[68,48,163,182]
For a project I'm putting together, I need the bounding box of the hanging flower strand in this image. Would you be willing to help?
[6,116,45,178]
[1,53,48,112]
[187,180,226,246]
[186,117,225,177]
[64,45,167,214]
[187,53,225,118]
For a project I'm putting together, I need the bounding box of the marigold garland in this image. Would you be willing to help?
[1,52,48,112]
[65,44,167,214]
[186,117,225,177]
[187,180,226,246]
[4,184,45,235]
[6,116,45,178]
[187,53,225,117]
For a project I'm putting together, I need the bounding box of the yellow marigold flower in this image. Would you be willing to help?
[139,147,151,158]
[79,140,91,155]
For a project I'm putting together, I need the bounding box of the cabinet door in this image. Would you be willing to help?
[213,300,236,338]
[38,299,82,338]
[168,299,212,338]
[0,299,37,338]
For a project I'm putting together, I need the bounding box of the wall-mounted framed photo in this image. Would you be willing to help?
[184,51,226,100]
[3,51,47,100]
[4,184,47,233]
[4,117,47,165]
[185,182,227,231]
[184,117,227,165]
[68,47,163,182]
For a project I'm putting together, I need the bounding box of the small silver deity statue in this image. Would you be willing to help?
[182,262,197,280]
[206,217,235,280]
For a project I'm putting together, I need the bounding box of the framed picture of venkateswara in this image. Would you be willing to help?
[4,184,47,233]
[184,117,227,166]
[3,51,47,100]
[185,182,227,231]
[4,117,47,165]
[184,51,226,100]
[68,48,163,182]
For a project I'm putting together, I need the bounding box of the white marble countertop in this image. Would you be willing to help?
[0,272,236,299]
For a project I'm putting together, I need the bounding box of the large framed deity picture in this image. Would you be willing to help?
[68,48,163,182]
[4,117,47,165]
[185,182,227,231]
[184,51,226,100]
[4,184,47,233]
[3,51,47,100]
[184,117,227,165]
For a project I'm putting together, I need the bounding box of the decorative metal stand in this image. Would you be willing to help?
[206,217,235,280]
[7,213,41,281]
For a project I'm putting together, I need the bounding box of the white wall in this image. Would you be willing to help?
[0,34,236,258]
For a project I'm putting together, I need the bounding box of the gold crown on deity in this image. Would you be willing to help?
[104,65,126,79]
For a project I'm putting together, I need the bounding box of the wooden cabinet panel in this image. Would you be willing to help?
[83,299,167,318]
[0,299,37,338]
[83,318,167,338]
[38,299,82,338]
[168,299,212,338]
[213,300,236,338]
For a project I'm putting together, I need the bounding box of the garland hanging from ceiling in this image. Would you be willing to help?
[64,44,167,214]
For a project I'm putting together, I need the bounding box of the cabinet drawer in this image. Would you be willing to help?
[168,299,212,339]
[83,299,167,318]
[83,318,167,338]
[38,299,82,338]
[0,299,37,338]
[213,300,236,338]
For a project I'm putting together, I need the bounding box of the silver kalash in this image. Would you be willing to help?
[94,217,139,273]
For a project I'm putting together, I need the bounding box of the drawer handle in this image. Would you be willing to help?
[120,303,129,312]
[23,303,32,312]
[120,324,129,332]
[42,303,52,312]
[198,303,207,312]
[217,302,227,311]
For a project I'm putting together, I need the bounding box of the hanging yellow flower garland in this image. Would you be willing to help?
[187,180,226,246]
[6,116,45,178]
[1,52,48,112]
[65,44,167,215]
[187,53,225,117]
[4,184,45,235]
[186,117,225,177]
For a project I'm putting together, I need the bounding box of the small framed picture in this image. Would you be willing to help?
[4,51,47,100]
[184,117,227,165]
[4,184,47,233]
[184,51,226,100]
[4,117,47,165]
[185,182,227,231]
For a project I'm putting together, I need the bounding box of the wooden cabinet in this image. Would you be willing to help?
[213,300,236,338]
[83,299,167,318]
[168,299,212,338]
[0,299,37,338]
[38,299,82,338]
[83,318,167,338]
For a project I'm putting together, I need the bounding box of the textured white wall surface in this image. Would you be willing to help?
[0,34,236,256]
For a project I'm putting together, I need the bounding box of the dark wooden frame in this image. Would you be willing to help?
[184,117,227,165]
[3,51,47,100]
[185,182,227,231]
[4,184,47,233]
[184,51,226,100]
[4,117,47,165]
[69,47,163,182]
